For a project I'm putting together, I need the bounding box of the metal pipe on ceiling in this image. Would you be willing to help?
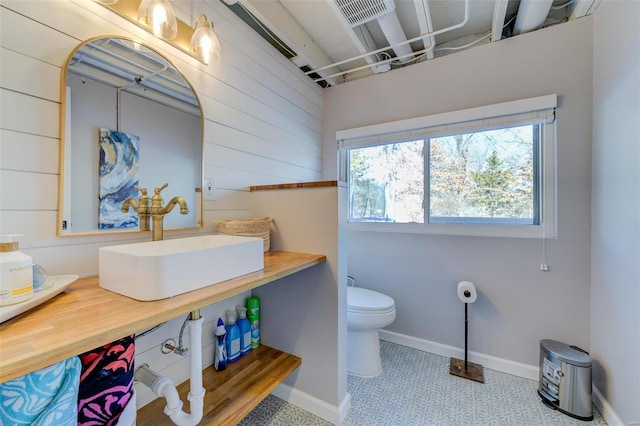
[307,0,470,81]
[312,44,435,83]
[491,0,510,42]
[415,0,435,60]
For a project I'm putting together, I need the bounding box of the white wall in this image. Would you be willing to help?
[0,0,324,414]
[591,1,640,424]
[324,18,593,367]
[0,0,322,276]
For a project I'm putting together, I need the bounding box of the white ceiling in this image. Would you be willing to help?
[68,37,199,115]
[223,0,601,86]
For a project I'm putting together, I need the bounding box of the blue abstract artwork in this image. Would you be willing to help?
[98,128,140,230]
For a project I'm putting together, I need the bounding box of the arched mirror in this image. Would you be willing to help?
[58,36,203,235]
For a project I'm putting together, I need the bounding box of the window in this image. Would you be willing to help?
[339,95,557,238]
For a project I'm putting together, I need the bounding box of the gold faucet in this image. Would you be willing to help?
[122,185,151,231]
[150,183,189,241]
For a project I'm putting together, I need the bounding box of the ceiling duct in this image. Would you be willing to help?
[513,0,553,35]
[334,0,414,63]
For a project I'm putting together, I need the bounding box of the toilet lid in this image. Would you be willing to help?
[347,287,395,312]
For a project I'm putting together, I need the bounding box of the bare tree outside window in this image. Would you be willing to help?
[349,125,538,225]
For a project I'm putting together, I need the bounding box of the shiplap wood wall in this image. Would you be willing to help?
[0,0,322,277]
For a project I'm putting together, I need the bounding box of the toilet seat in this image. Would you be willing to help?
[347,287,395,315]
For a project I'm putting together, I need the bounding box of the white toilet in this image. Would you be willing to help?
[347,286,396,377]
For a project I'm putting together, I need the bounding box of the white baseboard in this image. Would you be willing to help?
[593,385,624,426]
[379,329,539,381]
[271,382,351,425]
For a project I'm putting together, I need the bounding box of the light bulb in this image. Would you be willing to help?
[138,0,178,40]
[190,14,221,65]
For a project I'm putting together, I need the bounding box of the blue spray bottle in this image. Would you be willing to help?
[214,317,227,371]
[236,306,252,355]
[225,309,241,363]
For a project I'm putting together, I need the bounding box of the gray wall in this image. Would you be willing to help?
[251,186,347,419]
[591,1,640,423]
[323,18,593,366]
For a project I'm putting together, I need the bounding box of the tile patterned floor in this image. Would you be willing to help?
[239,341,607,425]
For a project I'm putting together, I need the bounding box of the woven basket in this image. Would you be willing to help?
[214,217,273,252]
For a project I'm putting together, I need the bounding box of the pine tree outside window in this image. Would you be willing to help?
[339,96,557,238]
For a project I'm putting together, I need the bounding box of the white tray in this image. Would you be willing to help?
[0,275,79,323]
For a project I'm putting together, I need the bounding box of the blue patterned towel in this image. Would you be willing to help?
[0,356,81,426]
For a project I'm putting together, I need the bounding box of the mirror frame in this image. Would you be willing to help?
[57,35,205,237]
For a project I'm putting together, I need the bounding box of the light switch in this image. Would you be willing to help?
[203,177,216,200]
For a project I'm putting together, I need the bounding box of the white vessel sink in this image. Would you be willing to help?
[99,235,264,301]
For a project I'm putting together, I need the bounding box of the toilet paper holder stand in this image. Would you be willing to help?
[449,286,485,383]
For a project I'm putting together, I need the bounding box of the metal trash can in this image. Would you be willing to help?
[538,339,593,421]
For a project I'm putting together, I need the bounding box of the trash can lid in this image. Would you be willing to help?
[540,339,592,367]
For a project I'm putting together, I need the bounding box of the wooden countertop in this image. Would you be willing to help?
[0,251,325,383]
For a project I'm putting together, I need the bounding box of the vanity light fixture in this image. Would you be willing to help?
[190,14,221,65]
[137,0,178,41]
[95,0,219,65]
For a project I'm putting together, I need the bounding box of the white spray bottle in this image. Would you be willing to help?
[214,317,227,371]
[236,306,251,355]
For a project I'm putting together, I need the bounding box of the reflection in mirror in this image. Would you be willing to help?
[58,36,203,235]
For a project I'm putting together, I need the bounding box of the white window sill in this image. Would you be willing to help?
[346,221,556,239]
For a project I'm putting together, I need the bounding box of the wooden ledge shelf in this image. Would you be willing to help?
[250,180,339,191]
[137,345,301,425]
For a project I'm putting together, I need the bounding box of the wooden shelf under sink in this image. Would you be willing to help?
[136,345,301,425]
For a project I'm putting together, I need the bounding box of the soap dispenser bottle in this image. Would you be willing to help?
[225,309,241,363]
[0,234,33,306]
[236,306,251,356]
[214,318,227,371]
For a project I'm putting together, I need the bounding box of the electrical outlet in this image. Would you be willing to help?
[203,177,216,200]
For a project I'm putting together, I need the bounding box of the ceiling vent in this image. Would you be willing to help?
[335,0,395,26]
[333,0,414,63]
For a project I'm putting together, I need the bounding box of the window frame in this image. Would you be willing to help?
[339,96,557,239]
